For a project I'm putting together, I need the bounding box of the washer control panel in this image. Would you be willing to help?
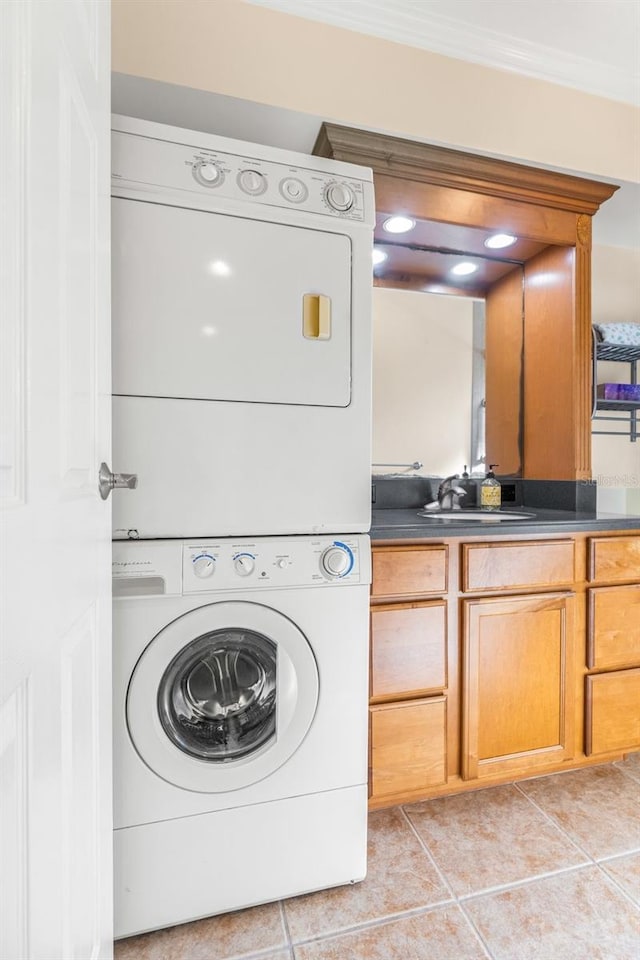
[182,536,366,593]
[112,131,371,223]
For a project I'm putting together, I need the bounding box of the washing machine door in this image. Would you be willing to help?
[126,602,319,793]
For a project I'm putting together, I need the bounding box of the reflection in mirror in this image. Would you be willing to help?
[372,241,524,479]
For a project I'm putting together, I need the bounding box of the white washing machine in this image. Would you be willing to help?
[113,534,371,939]
[111,115,374,540]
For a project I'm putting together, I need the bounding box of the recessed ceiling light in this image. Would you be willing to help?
[450,262,478,276]
[485,233,517,249]
[382,216,416,234]
[372,248,388,266]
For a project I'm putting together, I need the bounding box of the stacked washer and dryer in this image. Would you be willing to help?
[110,116,375,938]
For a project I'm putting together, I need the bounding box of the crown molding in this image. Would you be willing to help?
[314,123,619,215]
[244,0,639,106]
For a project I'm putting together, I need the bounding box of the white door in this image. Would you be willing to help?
[0,2,112,958]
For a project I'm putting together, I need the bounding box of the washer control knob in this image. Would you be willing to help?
[324,182,355,212]
[276,558,288,569]
[193,161,223,186]
[238,169,267,195]
[320,544,353,578]
[193,554,215,578]
[234,554,256,577]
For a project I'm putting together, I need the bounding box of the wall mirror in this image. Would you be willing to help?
[315,123,618,481]
[372,216,527,478]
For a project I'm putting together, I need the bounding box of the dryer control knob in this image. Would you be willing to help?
[234,554,256,577]
[320,545,353,578]
[324,182,355,212]
[238,169,267,195]
[193,161,223,187]
[199,163,220,182]
[193,554,215,578]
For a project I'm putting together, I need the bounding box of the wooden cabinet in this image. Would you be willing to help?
[588,535,640,583]
[462,592,575,779]
[371,545,447,599]
[588,584,640,670]
[370,546,449,805]
[370,528,640,809]
[585,537,640,756]
[586,670,640,755]
[370,601,446,702]
[370,698,447,801]
[462,539,575,592]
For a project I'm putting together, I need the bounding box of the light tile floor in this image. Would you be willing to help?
[115,757,640,960]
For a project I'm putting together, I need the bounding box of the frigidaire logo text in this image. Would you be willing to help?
[112,560,153,567]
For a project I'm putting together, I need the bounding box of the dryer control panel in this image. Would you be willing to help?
[182,535,369,592]
[112,130,372,223]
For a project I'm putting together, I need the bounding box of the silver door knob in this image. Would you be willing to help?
[98,462,138,501]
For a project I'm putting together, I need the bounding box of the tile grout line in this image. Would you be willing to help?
[215,901,293,960]
[454,900,496,960]
[278,898,294,952]
[398,804,459,902]
[613,760,640,787]
[512,780,601,864]
[287,896,458,948]
[400,796,599,902]
[398,805,497,960]
[515,772,640,862]
[595,847,640,865]
[458,860,605,904]
[594,861,640,912]
[224,943,294,960]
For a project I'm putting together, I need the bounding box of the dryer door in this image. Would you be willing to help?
[126,602,319,793]
[111,198,352,407]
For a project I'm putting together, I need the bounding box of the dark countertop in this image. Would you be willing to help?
[371,507,640,541]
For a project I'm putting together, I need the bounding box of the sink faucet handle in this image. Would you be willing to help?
[437,474,467,509]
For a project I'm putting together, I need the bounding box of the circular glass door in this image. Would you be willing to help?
[126,601,319,793]
[158,628,277,761]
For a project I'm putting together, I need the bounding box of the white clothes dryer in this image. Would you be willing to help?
[113,534,371,939]
[110,115,374,540]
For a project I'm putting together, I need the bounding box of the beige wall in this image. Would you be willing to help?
[373,288,474,479]
[591,244,640,511]
[111,0,639,184]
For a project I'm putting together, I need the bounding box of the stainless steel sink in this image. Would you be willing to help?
[416,509,535,522]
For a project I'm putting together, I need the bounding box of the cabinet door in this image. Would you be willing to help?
[585,669,640,756]
[588,585,640,670]
[370,698,447,801]
[370,601,447,703]
[462,593,575,780]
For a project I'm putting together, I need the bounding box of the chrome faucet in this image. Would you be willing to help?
[437,475,467,510]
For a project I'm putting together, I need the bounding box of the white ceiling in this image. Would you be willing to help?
[245,0,640,105]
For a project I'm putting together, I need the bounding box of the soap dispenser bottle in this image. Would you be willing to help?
[481,464,501,511]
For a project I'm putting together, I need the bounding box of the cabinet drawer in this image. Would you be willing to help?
[370,601,447,702]
[372,546,447,599]
[462,539,575,593]
[588,585,640,670]
[370,697,447,800]
[588,536,640,583]
[585,669,640,756]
